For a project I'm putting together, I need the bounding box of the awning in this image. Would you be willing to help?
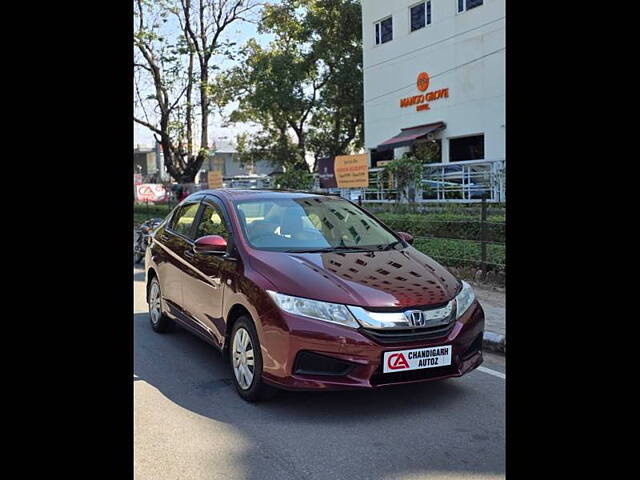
[376,121,446,151]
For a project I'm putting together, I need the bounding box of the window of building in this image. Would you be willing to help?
[458,0,483,13]
[371,148,393,167]
[412,139,441,163]
[410,2,431,32]
[375,17,393,45]
[449,135,484,162]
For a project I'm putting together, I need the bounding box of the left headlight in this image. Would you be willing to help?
[266,291,359,328]
[455,281,476,319]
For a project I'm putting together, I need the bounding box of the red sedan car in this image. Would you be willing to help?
[145,190,484,402]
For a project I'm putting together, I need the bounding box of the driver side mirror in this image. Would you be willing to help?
[194,235,227,254]
[397,232,414,245]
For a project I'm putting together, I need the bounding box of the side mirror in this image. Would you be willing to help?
[397,231,414,245]
[194,235,227,254]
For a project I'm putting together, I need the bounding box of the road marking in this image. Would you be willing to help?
[477,366,506,380]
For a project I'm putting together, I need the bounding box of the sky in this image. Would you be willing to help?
[133,4,273,150]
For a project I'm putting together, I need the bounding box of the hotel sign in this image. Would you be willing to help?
[400,72,449,112]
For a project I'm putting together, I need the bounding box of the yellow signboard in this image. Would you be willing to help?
[207,170,223,189]
[334,154,369,188]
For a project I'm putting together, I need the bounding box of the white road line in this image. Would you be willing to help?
[477,366,506,380]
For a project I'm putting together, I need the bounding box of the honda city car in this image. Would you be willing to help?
[145,190,484,401]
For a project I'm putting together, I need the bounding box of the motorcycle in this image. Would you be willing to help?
[134,218,164,264]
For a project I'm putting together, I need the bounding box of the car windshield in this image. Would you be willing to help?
[233,196,401,252]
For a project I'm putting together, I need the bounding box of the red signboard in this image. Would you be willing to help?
[136,184,167,202]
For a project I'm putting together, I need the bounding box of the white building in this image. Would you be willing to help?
[362,0,505,201]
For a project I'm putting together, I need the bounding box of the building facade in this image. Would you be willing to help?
[197,142,277,186]
[361,0,505,200]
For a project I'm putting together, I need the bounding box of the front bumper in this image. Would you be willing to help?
[259,300,485,391]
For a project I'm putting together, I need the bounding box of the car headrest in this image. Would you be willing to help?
[280,207,303,235]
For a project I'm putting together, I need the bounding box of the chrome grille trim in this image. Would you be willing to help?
[347,300,456,330]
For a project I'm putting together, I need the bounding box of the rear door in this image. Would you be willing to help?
[181,196,235,346]
[155,201,202,314]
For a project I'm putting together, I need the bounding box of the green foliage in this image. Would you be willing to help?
[381,154,424,202]
[412,237,505,270]
[273,169,314,190]
[376,213,505,243]
[413,140,441,164]
[219,0,363,170]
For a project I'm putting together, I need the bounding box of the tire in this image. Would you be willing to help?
[229,316,277,402]
[148,277,173,333]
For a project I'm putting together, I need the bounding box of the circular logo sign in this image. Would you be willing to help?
[417,72,430,92]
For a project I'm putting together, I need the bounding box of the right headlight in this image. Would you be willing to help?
[455,281,476,319]
[266,291,359,328]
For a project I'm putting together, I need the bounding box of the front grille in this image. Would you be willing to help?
[370,364,459,386]
[359,321,455,344]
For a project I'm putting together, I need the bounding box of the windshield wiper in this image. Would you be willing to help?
[284,246,372,253]
[377,240,402,251]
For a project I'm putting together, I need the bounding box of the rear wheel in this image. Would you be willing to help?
[148,277,173,333]
[230,316,276,402]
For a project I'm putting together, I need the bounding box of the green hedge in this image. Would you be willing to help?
[374,212,505,243]
[412,237,505,270]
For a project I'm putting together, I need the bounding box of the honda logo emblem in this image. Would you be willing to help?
[405,310,425,327]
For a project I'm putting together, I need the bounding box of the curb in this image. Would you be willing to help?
[483,331,505,354]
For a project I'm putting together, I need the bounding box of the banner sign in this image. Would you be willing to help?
[207,171,223,189]
[317,157,337,188]
[334,154,369,188]
[136,184,167,202]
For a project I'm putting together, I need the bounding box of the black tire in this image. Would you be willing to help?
[148,277,173,333]
[229,316,277,402]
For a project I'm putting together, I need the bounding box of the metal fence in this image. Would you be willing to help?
[317,158,505,204]
[410,198,505,272]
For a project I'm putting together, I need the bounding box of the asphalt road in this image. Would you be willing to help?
[133,264,506,480]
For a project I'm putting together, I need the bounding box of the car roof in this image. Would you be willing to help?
[190,189,339,201]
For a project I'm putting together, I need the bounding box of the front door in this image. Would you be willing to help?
[156,201,201,315]
[181,198,233,346]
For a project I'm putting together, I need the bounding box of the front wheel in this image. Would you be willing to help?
[229,316,276,402]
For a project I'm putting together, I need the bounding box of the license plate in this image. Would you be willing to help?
[382,345,452,373]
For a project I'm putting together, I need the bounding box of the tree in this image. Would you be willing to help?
[220,0,363,177]
[133,0,259,183]
[382,154,425,204]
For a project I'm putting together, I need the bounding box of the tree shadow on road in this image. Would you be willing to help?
[133,311,505,480]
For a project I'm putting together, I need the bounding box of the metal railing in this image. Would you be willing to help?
[317,159,505,204]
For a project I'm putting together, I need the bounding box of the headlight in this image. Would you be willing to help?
[266,291,359,328]
[455,281,476,319]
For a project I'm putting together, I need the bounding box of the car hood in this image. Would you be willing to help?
[248,247,460,309]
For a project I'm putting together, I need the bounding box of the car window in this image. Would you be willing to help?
[194,203,229,241]
[170,203,200,238]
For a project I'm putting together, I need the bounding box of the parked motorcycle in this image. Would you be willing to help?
[134,218,164,264]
